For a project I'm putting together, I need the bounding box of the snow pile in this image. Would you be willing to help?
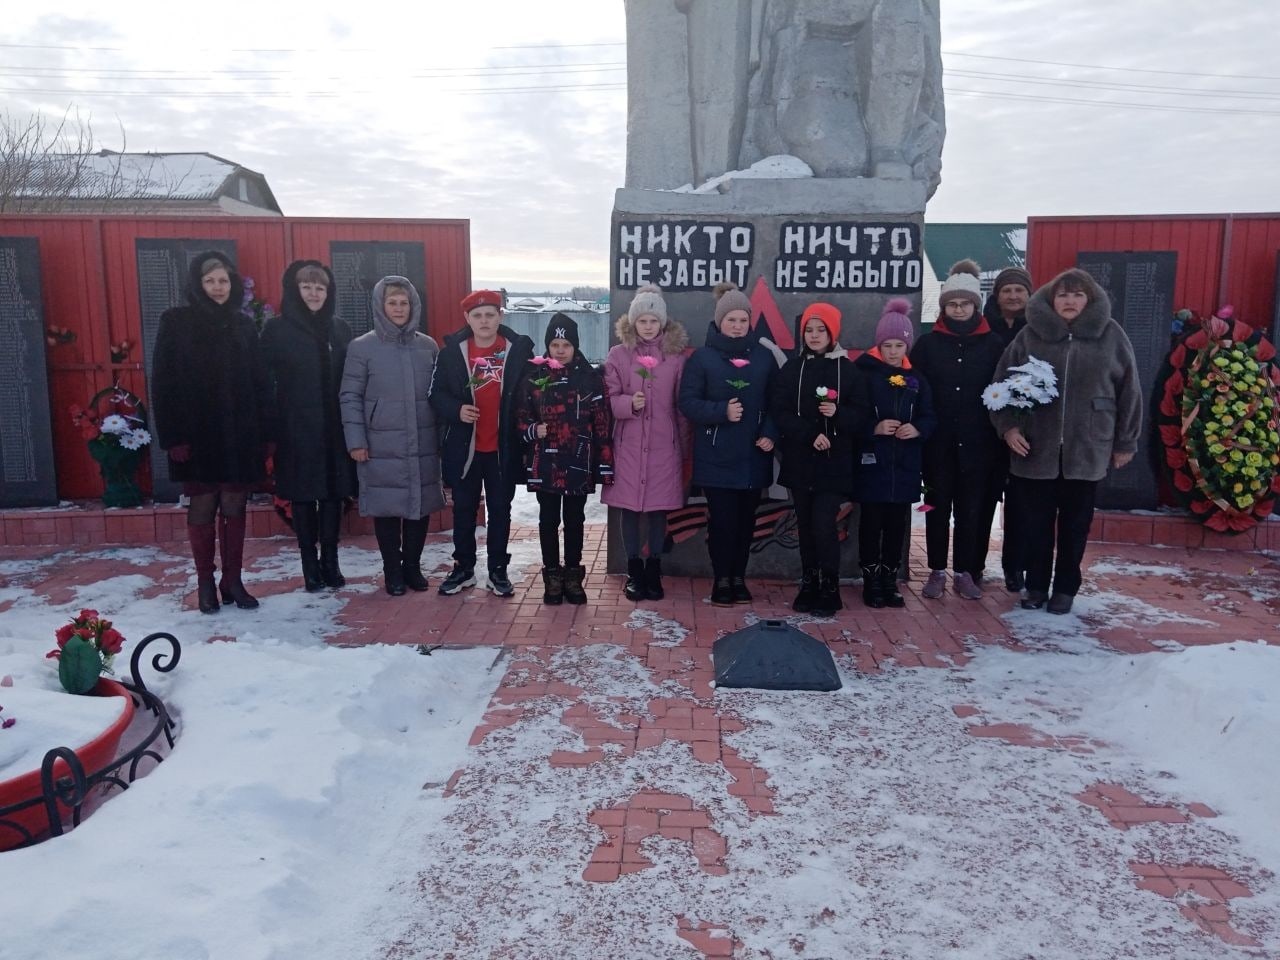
[0,546,506,960]
[673,154,814,194]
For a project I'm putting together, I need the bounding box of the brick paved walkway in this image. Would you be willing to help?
[2,521,1278,956]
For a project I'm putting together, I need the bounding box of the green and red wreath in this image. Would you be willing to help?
[1156,307,1280,532]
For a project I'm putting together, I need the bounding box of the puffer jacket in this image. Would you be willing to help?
[851,350,937,504]
[339,277,444,519]
[601,315,690,512]
[771,345,857,494]
[678,323,779,490]
[516,354,614,495]
[260,260,357,502]
[990,276,1142,482]
[151,250,272,484]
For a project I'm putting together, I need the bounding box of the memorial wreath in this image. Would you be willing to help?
[69,384,151,508]
[1156,307,1280,532]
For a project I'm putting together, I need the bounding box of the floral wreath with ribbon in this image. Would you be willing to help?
[1155,306,1280,532]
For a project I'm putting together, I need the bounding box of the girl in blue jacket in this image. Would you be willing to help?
[678,286,779,607]
[852,298,936,608]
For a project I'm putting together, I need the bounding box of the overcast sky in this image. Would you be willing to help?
[5,1,1279,288]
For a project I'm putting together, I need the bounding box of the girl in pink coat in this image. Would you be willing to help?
[603,284,690,601]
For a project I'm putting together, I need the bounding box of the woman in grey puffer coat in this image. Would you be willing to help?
[340,276,445,595]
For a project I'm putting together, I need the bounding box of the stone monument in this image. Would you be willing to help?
[611,0,945,576]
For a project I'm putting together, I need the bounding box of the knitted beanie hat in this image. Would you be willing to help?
[713,285,753,327]
[992,266,1033,294]
[801,302,842,344]
[939,259,983,310]
[628,283,668,325]
[544,312,580,353]
[875,297,915,349]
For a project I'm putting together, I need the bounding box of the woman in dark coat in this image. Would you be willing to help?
[151,251,272,614]
[990,268,1141,614]
[909,260,1006,601]
[339,277,445,596]
[852,298,936,608]
[678,286,779,606]
[261,260,357,592]
[771,301,856,615]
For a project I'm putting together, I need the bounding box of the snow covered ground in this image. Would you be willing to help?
[0,536,1277,958]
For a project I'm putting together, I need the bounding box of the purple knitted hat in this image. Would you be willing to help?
[874,297,914,348]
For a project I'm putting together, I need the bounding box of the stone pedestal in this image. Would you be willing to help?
[607,178,926,577]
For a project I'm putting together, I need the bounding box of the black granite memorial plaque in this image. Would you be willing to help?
[0,236,57,507]
[1077,250,1177,510]
[773,221,922,294]
[329,241,427,338]
[136,238,238,502]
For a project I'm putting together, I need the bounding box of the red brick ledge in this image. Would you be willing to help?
[0,500,449,546]
[2,503,1276,550]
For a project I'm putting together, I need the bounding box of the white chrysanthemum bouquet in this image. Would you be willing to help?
[982,356,1060,412]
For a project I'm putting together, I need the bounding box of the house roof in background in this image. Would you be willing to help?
[10,151,280,210]
[923,223,1027,280]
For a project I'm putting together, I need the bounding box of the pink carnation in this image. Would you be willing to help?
[547,359,565,370]
[637,356,659,370]
[529,356,548,366]
[729,358,749,368]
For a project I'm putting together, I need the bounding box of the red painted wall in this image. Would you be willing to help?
[2,214,470,499]
[1027,213,1280,329]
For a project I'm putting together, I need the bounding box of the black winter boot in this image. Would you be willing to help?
[292,501,324,592]
[541,565,564,605]
[562,565,588,605]
[811,568,842,617]
[318,499,347,588]
[792,568,819,613]
[710,577,734,607]
[401,517,429,591]
[644,557,664,601]
[624,558,647,602]
[374,517,406,596]
[881,565,906,609]
[860,563,885,609]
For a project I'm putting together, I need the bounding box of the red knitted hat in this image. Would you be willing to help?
[461,289,502,314]
[801,302,842,343]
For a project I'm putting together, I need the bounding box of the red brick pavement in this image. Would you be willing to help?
[3,520,1277,954]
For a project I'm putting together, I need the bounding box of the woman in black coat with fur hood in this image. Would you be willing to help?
[261,260,357,592]
[151,251,273,614]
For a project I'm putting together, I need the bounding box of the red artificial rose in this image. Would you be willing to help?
[73,627,93,643]
[55,623,75,646]
[1166,449,1188,469]
[1173,471,1194,493]
[99,628,124,655]
[78,609,99,621]
[1159,425,1182,447]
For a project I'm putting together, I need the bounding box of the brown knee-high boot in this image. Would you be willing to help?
[189,523,219,614]
[218,514,259,609]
